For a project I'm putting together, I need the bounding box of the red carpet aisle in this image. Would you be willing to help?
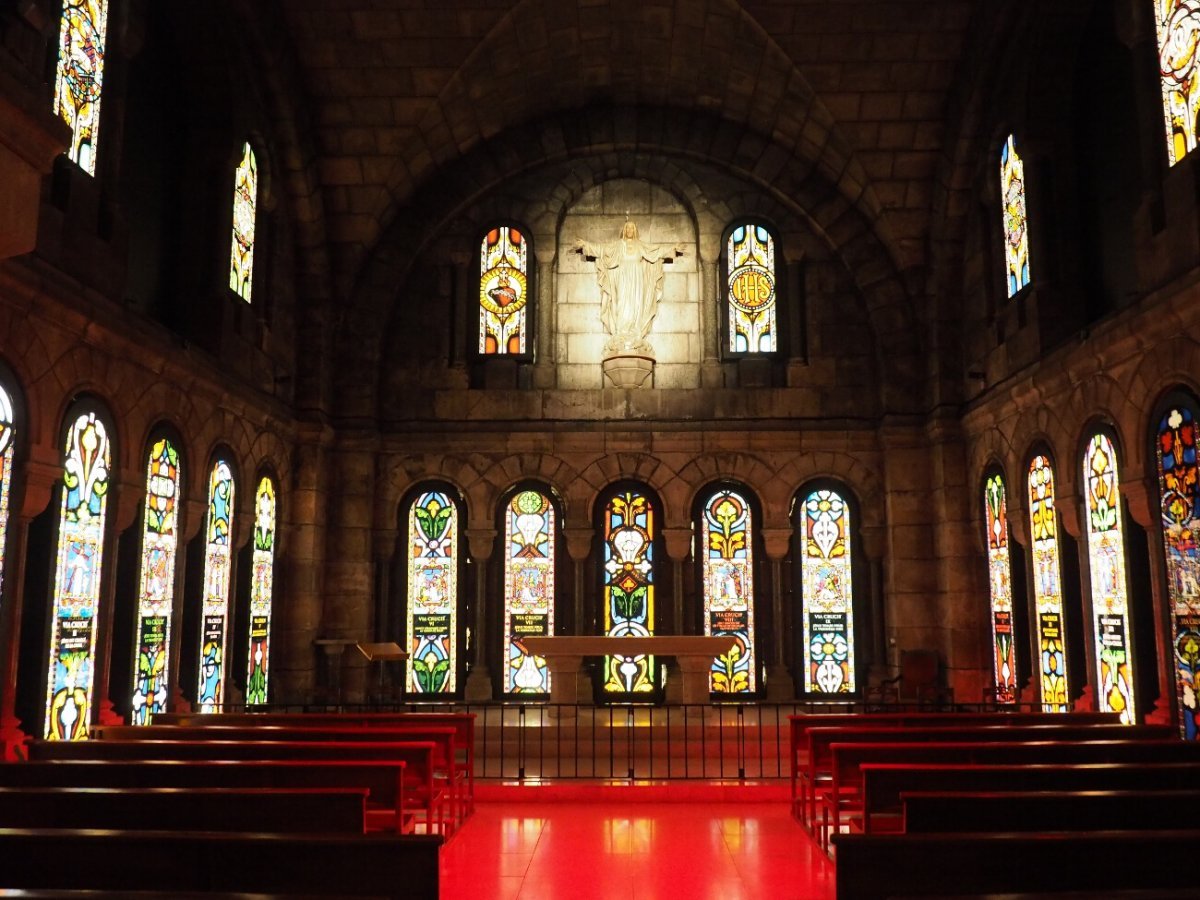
[440,800,834,900]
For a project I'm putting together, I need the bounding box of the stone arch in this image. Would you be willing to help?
[774,454,886,531]
[457,453,582,527]
[575,453,682,526]
[380,455,484,534]
[669,453,785,529]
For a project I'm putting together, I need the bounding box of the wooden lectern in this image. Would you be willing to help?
[356,642,408,698]
[521,636,735,705]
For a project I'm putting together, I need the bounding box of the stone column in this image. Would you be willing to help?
[760,528,794,701]
[661,527,692,634]
[563,526,595,635]
[447,252,470,387]
[94,473,144,726]
[698,235,723,389]
[859,524,888,684]
[532,247,557,389]
[463,527,496,702]
[171,497,207,712]
[1121,475,1174,725]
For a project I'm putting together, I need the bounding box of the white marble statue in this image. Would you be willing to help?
[574,220,683,357]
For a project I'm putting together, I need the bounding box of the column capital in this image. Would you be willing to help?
[563,525,594,563]
[661,527,692,563]
[1056,491,1082,540]
[759,528,793,561]
[1120,477,1158,530]
[464,527,496,561]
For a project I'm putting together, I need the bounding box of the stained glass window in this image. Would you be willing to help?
[727,225,777,353]
[131,438,180,726]
[1083,434,1136,725]
[0,386,15,623]
[245,476,276,706]
[1000,135,1031,298]
[701,488,756,693]
[984,474,1018,704]
[44,411,111,740]
[1155,1,1200,166]
[229,143,258,302]
[53,0,108,176]
[1156,401,1200,738]
[800,489,855,694]
[503,489,555,695]
[407,490,458,695]
[603,489,656,694]
[197,460,235,713]
[1028,455,1069,713]
[479,227,529,355]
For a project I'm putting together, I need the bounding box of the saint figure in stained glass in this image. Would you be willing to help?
[1083,434,1136,725]
[197,461,235,713]
[603,489,656,694]
[1156,401,1200,738]
[407,490,458,694]
[45,411,111,740]
[701,488,757,693]
[229,143,258,302]
[503,489,555,694]
[1028,455,1069,713]
[246,476,276,706]
[131,438,180,726]
[1156,1,1200,166]
[1000,135,1031,298]
[54,0,108,175]
[727,225,777,354]
[984,474,1018,704]
[479,228,529,355]
[800,489,855,694]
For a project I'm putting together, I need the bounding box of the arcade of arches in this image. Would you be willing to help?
[3,0,1200,749]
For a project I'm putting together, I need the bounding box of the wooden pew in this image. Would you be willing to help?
[798,722,1167,831]
[0,786,367,833]
[821,739,1200,851]
[901,788,1200,834]
[832,829,1200,899]
[0,827,440,898]
[0,760,411,833]
[858,761,1200,835]
[152,710,477,812]
[27,739,447,835]
[90,723,469,828]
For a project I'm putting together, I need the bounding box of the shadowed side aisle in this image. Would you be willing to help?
[439,796,834,900]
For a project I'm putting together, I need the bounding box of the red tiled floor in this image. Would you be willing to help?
[440,799,834,899]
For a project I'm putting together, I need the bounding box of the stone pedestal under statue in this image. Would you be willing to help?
[602,354,655,388]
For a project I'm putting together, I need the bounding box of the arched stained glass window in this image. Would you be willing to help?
[1155,2,1200,167]
[1000,135,1031,298]
[407,490,459,695]
[503,489,555,695]
[701,487,756,694]
[1155,401,1200,739]
[984,474,1018,704]
[197,460,235,713]
[53,0,108,176]
[603,489,656,694]
[479,227,529,355]
[0,386,15,616]
[131,438,180,726]
[45,411,111,740]
[1028,455,1069,713]
[229,143,258,303]
[801,489,855,694]
[727,224,777,354]
[245,476,276,706]
[1083,434,1136,724]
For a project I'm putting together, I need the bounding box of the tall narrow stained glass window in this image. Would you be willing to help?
[503,490,555,695]
[53,0,108,176]
[1155,1,1200,167]
[800,489,855,694]
[245,476,276,706]
[479,227,529,355]
[45,411,111,740]
[229,143,258,302]
[984,474,1018,704]
[727,225,777,354]
[1000,135,1031,298]
[1083,434,1136,724]
[131,439,180,726]
[1156,402,1200,739]
[603,490,656,694]
[701,488,756,694]
[0,387,15,617]
[1028,455,1069,713]
[197,461,234,713]
[407,490,458,695]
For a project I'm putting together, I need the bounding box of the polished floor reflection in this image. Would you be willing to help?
[440,799,834,899]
